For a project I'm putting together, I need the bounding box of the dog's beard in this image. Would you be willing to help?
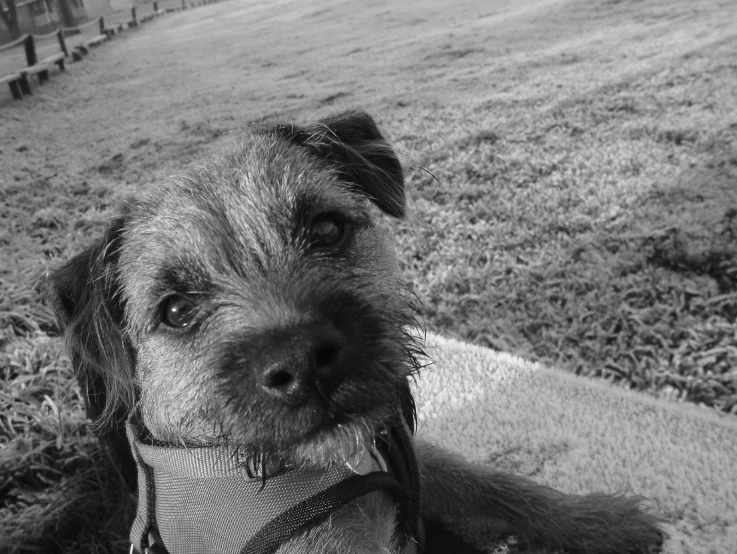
[274,415,379,470]
[209,330,421,468]
[207,410,383,474]
[214,384,399,469]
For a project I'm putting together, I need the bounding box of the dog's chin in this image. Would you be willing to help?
[224,408,384,469]
[287,416,380,468]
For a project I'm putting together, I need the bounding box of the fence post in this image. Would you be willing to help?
[153,1,158,11]
[99,16,105,35]
[24,34,38,67]
[56,28,69,57]
[132,7,138,26]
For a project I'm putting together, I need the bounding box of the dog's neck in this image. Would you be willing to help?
[126,409,424,554]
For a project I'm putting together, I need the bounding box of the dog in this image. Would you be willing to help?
[49,109,663,554]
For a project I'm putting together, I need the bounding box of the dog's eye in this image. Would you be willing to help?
[161,296,196,328]
[309,216,346,250]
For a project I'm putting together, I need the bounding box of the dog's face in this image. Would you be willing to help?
[51,110,420,468]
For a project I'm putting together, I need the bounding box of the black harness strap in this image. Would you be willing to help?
[241,472,410,554]
[128,416,161,554]
[386,419,423,544]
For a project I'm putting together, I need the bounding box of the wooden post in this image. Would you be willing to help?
[132,7,137,26]
[24,34,37,67]
[153,1,158,11]
[99,16,105,35]
[56,28,69,57]
[8,80,22,100]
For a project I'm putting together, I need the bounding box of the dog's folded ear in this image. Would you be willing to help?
[266,109,406,218]
[48,214,135,430]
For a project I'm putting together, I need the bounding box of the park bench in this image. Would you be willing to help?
[135,2,158,24]
[101,9,137,38]
[31,29,67,75]
[0,34,62,100]
[62,18,107,61]
[0,35,27,100]
[152,0,185,15]
[101,4,167,39]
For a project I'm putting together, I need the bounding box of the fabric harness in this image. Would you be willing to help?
[127,411,423,554]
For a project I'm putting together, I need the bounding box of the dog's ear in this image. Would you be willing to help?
[48,214,135,430]
[268,109,406,218]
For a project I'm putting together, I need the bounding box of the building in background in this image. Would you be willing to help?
[0,0,149,43]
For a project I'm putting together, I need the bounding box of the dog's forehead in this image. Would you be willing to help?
[118,135,368,296]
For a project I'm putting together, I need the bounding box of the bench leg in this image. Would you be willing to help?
[18,74,31,95]
[8,80,22,100]
[56,59,65,72]
[39,69,49,84]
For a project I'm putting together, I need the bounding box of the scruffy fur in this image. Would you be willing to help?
[49,110,662,554]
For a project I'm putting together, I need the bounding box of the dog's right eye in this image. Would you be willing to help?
[309,214,349,251]
[160,296,196,328]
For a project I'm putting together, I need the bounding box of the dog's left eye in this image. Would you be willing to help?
[309,216,347,249]
[160,295,196,328]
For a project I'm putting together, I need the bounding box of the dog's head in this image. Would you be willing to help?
[50,110,421,468]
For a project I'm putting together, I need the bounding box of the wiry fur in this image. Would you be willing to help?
[49,109,663,553]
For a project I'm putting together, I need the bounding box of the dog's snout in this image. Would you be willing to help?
[255,324,345,405]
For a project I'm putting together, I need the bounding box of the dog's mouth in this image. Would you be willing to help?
[208,319,421,467]
[290,415,384,468]
[212,380,401,468]
[218,408,384,469]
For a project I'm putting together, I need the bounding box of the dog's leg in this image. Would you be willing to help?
[416,441,662,554]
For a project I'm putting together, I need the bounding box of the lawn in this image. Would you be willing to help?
[1,0,736,551]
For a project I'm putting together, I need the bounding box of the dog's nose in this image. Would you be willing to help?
[254,323,345,405]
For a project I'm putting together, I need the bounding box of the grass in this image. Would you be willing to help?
[392,51,737,410]
[1,0,736,551]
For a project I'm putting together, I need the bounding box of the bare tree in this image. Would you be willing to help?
[55,0,77,27]
[0,0,21,40]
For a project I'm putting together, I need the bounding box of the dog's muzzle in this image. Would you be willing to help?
[127,411,424,554]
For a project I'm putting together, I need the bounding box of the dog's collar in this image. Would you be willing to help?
[127,411,423,554]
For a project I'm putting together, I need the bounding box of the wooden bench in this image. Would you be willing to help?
[154,0,187,14]
[0,71,23,100]
[31,29,68,77]
[135,3,157,23]
[21,63,51,87]
[101,9,136,38]
[62,18,108,61]
[0,34,57,100]
[0,35,28,100]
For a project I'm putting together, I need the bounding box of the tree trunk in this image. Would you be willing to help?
[55,0,76,28]
[0,0,21,40]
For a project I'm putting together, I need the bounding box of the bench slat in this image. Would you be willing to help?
[39,52,65,65]
[0,72,21,84]
[22,63,51,76]
[84,35,108,47]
